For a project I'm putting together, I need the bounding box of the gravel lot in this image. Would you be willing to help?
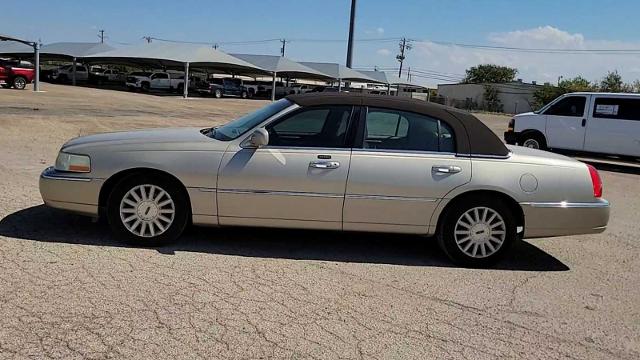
[0,84,638,359]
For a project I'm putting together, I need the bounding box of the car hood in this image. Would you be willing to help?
[62,127,217,150]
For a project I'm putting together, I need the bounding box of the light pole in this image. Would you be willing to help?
[346,0,356,68]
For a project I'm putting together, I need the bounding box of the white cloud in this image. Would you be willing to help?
[376,27,385,35]
[376,48,391,56]
[409,26,640,87]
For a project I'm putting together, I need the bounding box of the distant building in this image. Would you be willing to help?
[437,80,542,114]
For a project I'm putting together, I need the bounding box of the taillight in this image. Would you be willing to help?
[507,118,515,131]
[587,164,603,198]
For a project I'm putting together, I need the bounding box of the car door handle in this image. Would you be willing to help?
[432,165,462,174]
[581,118,586,127]
[309,161,340,169]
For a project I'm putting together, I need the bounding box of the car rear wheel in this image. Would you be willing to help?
[520,133,547,150]
[107,175,189,246]
[214,89,223,98]
[437,196,517,267]
[12,76,27,90]
[141,82,150,92]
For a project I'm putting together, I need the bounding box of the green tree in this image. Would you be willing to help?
[599,71,625,92]
[463,64,518,84]
[483,85,503,112]
[533,76,595,108]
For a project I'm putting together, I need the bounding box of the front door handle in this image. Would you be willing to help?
[581,118,586,127]
[432,165,462,174]
[309,161,340,169]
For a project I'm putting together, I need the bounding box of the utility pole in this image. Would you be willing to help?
[396,37,412,77]
[280,39,287,56]
[213,43,219,50]
[98,30,105,43]
[407,67,411,81]
[346,0,357,68]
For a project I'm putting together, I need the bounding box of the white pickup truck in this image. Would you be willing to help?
[125,71,187,92]
[505,92,640,158]
[51,64,88,83]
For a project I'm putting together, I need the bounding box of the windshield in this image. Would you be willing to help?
[211,99,292,141]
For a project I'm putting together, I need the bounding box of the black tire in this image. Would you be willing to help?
[12,76,27,90]
[240,91,248,99]
[141,82,150,92]
[437,195,517,268]
[106,174,189,247]
[214,89,222,98]
[1,84,11,89]
[176,83,184,94]
[519,132,547,150]
[247,89,255,98]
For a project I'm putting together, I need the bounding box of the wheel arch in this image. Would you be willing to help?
[519,129,546,145]
[98,167,192,219]
[431,189,524,236]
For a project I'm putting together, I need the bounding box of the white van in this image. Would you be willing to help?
[504,92,640,158]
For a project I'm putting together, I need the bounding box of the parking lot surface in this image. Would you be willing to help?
[0,84,638,359]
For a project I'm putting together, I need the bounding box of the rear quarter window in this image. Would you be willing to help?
[593,97,640,121]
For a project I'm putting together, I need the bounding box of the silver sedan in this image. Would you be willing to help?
[40,93,610,267]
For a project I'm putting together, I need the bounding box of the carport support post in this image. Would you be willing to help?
[33,42,40,92]
[386,83,390,95]
[183,62,189,99]
[72,57,77,86]
[338,78,342,92]
[271,71,277,101]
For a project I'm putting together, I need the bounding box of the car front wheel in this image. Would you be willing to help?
[437,196,517,267]
[520,133,547,150]
[107,175,189,246]
[12,76,27,90]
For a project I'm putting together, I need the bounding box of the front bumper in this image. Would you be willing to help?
[519,199,610,238]
[504,130,519,145]
[39,167,103,216]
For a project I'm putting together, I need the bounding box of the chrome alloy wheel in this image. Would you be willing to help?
[454,207,506,259]
[119,184,175,237]
[522,138,540,149]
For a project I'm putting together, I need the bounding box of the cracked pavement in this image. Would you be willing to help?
[0,84,638,359]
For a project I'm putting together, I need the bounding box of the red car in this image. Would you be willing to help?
[0,59,35,90]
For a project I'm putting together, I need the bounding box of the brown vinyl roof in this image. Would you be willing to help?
[286,93,509,157]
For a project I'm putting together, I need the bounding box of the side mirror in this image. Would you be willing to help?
[245,128,269,148]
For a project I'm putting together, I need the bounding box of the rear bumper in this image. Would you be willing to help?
[39,167,102,216]
[520,199,610,238]
[504,130,519,145]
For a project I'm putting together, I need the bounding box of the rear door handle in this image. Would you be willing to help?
[309,161,340,169]
[432,165,462,174]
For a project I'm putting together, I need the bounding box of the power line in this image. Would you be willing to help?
[412,38,640,55]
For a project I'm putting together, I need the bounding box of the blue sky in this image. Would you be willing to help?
[5,0,640,86]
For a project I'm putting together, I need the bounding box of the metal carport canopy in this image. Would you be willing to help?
[298,62,382,86]
[84,42,268,98]
[358,70,415,86]
[231,53,334,100]
[0,34,40,91]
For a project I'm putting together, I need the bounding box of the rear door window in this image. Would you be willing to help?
[362,108,455,153]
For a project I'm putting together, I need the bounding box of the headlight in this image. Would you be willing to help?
[55,152,91,173]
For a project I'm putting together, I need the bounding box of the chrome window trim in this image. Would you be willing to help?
[457,152,512,159]
[41,167,92,182]
[520,200,610,208]
[351,148,457,157]
[259,146,352,152]
[218,189,343,198]
[346,194,438,202]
